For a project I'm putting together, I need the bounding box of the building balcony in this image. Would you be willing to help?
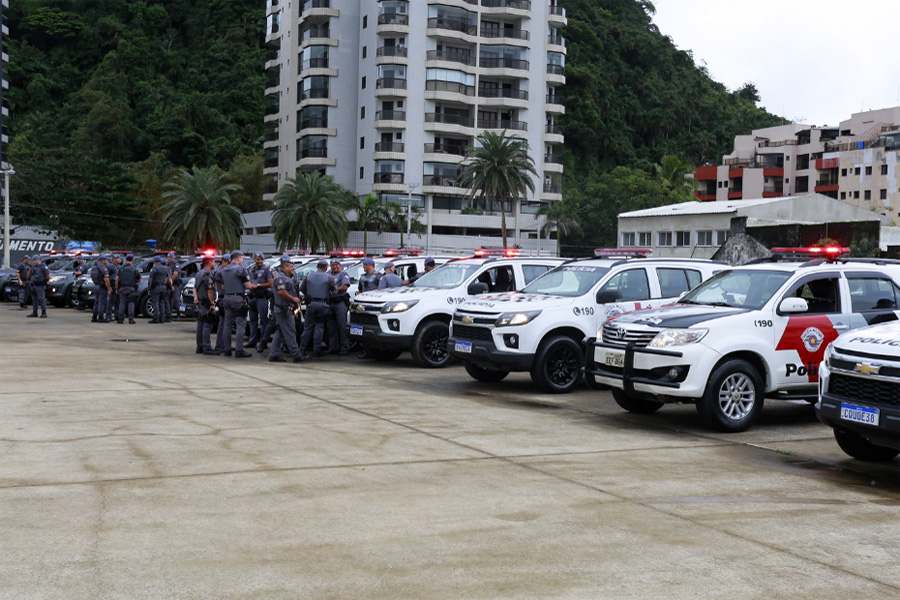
[428,16,477,34]
[374,110,407,129]
[299,28,337,49]
[762,191,783,198]
[548,5,567,26]
[375,142,405,153]
[301,0,338,21]
[478,118,527,132]
[762,167,784,178]
[695,193,716,201]
[264,129,279,143]
[541,182,562,200]
[547,35,566,47]
[694,166,718,181]
[374,173,405,185]
[543,124,563,143]
[299,87,329,101]
[373,173,407,193]
[480,28,530,43]
[297,117,329,132]
[425,113,475,128]
[544,95,565,114]
[727,191,743,200]
[422,175,471,195]
[479,57,529,72]
[816,158,840,170]
[480,0,531,17]
[477,88,529,108]
[375,78,409,98]
[425,80,476,101]
[377,13,411,35]
[376,46,409,66]
[426,49,476,67]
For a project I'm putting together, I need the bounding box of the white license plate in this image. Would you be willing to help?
[604,350,625,368]
[3,287,10,293]
[840,403,880,426]
[455,341,472,354]
[350,325,363,336]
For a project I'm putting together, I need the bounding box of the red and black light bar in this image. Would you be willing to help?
[771,246,850,261]
[474,248,521,257]
[384,248,424,257]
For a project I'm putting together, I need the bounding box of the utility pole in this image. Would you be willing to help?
[406,181,419,248]
[1,166,13,269]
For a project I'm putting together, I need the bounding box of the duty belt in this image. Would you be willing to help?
[307,297,328,302]
[225,292,247,296]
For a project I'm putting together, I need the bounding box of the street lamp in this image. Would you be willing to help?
[1,165,14,270]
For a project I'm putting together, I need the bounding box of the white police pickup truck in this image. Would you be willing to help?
[587,249,900,432]
[446,255,723,392]
[816,320,900,461]
[349,255,564,366]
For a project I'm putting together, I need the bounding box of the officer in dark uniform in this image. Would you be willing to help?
[378,262,403,289]
[90,254,112,322]
[148,255,170,324]
[16,255,31,308]
[357,257,382,293]
[220,250,253,358]
[269,256,307,363]
[27,254,50,318]
[213,253,231,352]
[247,252,274,351]
[73,255,90,310]
[105,254,122,323]
[299,259,337,357]
[193,255,220,355]
[406,256,436,284]
[164,252,182,322]
[327,259,351,355]
[116,254,142,324]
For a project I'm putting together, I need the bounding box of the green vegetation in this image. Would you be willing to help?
[6,0,784,253]
[271,173,349,253]
[162,166,243,252]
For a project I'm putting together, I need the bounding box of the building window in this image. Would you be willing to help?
[360,106,366,119]
[865,166,873,176]
[657,231,672,247]
[675,231,690,247]
[715,230,729,246]
[882,164,889,175]
[840,192,846,200]
[881,189,888,200]
[696,231,713,247]
[362,15,367,28]
[360,167,364,180]
[360,137,365,150]
[362,46,367,59]
[638,232,651,246]
[621,232,636,247]
[865,190,871,200]
[854,167,861,175]
[361,76,366,89]
[841,168,847,177]
[854,191,860,199]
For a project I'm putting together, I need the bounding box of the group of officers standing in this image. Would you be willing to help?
[83,252,181,324]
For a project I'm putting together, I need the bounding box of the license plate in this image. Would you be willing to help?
[3,287,9,293]
[840,403,879,426]
[179,304,186,312]
[455,341,472,354]
[350,325,363,336]
[604,350,625,368]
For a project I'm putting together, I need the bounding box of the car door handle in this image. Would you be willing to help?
[833,324,849,331]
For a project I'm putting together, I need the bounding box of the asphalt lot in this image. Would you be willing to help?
[1,304,898,600]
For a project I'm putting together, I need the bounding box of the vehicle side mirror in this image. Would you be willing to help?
[468,282,489,295]
[596,289,622,304]
[779,297,809,313]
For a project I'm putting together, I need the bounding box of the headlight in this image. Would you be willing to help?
[381,300,419,313]
[648,328,708,348]
[822,342,834,368]
[50,275,67,283]
[495,310,542,327]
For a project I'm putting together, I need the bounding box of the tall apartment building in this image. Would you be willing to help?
[261,0,566,252]
[693,107,900,221]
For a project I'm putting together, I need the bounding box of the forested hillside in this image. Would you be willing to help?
[5,0,783,250]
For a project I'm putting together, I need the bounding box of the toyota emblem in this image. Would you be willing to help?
[615,327,626,339]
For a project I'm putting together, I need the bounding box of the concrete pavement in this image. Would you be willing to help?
[1,304,898,599]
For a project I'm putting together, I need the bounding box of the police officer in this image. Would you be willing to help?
[90,254,112,323]
[406,256,436,285]
[327,259,351,355]
[194,255,220,355]
[26,254,50,318]
[378,262,403,289]
[246,252,274,351]
[299,259,337,357]
[357,257,382,293]
[16,255,31,308]
[213,253,231,352]
[106,254,122,323]
[73,255,90,310]
[164,252,182,322]
[220,250,253,358]
[269,256,307,363]
[148,255,170,324]
[116,254,142,324]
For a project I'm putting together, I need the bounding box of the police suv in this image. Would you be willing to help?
[446,252,722,392]
[349,254,564,366]
[816,320,900,461]
[587,248,900,432]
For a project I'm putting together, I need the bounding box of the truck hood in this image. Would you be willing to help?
[354,286,447,303]
[457,292,569,313]
[833,320,900,355]
[611,303,750,329]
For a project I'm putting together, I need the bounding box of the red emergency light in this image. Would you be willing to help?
[771,246,850,260]
[594,248,653,258]
[474,248,521,258]
[201,248,216,257]
[329,249,365,257]
[385,248,424,257]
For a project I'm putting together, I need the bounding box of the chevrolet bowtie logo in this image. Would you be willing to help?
[355,305,365,312]
[854,363,881,376]
[462,316,473,324]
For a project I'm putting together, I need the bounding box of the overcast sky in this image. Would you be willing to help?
[651,0,900,127]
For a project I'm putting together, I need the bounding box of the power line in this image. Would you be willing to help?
[9,201,167,224]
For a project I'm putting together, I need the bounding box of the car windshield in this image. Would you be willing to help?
[412,263,480,289]
[522,265,611,297]
[680,269,791,310]
[45,257,77,271]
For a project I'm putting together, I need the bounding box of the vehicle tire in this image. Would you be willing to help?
[412,320,451,368]
[464,362,509,382]
[139,293,153,319]
[833,428,900,462]
[530,335,584,394]
[611,388,664,414]
[372,348,403,361]
[697,359,764,432]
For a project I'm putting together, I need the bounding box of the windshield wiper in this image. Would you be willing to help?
[705,301,735,308]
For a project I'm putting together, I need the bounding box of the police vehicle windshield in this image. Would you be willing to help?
[412,263,481,289]
[680,269,792,310]
[521,264,611,297]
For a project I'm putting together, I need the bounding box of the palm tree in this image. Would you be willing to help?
[383,201,425,249]
[354,193,387,254]
[162,165,243,252]
[459,131,537,248]
[271,171,349,252]
[656,155,699,200]
[536,201,582,256]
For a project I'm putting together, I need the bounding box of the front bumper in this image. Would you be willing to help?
[447,336,534,371]
[350,323,412,350]
[816,362,900,451]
